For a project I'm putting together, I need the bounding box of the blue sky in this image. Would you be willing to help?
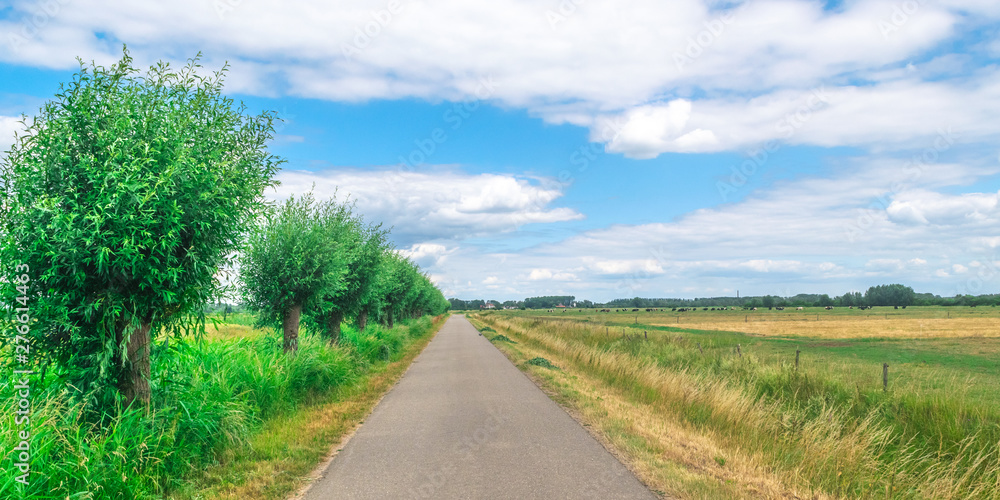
[2,0,1000,302]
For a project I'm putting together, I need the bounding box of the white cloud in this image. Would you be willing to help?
[1,1,997,157]
[398,243,455,268]
[588,259,665,275]
[527,268,577,281]
[0,116,22,155]
[428,158,1000,300]
[269,168,583,244]
[887,190,1000,226]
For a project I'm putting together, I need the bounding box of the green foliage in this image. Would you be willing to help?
[239,191,350,328]
[307,203,390,340]
[525,356,558,369]
[523,295,575,309]
[0,315,437,498]
[0,49,280,407]
[865,283,916,307]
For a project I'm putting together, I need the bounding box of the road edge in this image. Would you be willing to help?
[286,314,450,500]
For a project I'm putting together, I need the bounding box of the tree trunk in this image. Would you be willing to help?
[326,311,344,346]
[357,310,368,331]
[387,312,394,329]
[283,303,302,353]
[117,320,152,408]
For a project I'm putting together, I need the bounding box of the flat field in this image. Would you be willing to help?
[471,306,1000,499]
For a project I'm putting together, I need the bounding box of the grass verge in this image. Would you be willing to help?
[0,314,447,499]
[172,314,447,499]
[473,312,1000,499]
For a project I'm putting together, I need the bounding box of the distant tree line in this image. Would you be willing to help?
[456,284,1000,310]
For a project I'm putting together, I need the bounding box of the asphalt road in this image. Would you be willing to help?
[301,314,657,500]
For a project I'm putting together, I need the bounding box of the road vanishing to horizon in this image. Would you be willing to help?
[301,315,657,500]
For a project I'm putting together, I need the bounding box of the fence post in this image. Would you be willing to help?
[644,330,647,340]
[883,363,889,392]
[737,344,742,358]
[795,349,800,370]
[697,342,703,354]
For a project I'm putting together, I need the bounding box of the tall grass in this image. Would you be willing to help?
[0,315,438,499]
[479,314,1000,499]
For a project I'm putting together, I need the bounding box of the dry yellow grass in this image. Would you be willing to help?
[653,317,1000,339]
[486,323,826,499]
[474,312,1000,499]
[204,322,262,341]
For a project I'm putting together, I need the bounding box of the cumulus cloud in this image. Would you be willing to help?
[398,243,455,268]
[431,158,1000,300]
[269,168,583,244]
[527,268,577,281]
[887,190,1000,226]
[2,0,997,157]
[587,259,665,276]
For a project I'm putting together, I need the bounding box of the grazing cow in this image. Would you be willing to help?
[797,307,804,311]
[825,306,834,310]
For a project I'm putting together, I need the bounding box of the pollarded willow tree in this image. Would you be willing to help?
[376,253,448,328]
[309,213,390,344]
[239,192,351,352]
[0,50,281,408]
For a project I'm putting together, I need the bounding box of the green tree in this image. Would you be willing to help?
[864,284,915,306]
[379,254,418,328]
[0,51,280,408]
[239,192,349,353]
[311,207,390,344]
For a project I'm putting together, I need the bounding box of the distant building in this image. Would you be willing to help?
[481,303,496,309]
